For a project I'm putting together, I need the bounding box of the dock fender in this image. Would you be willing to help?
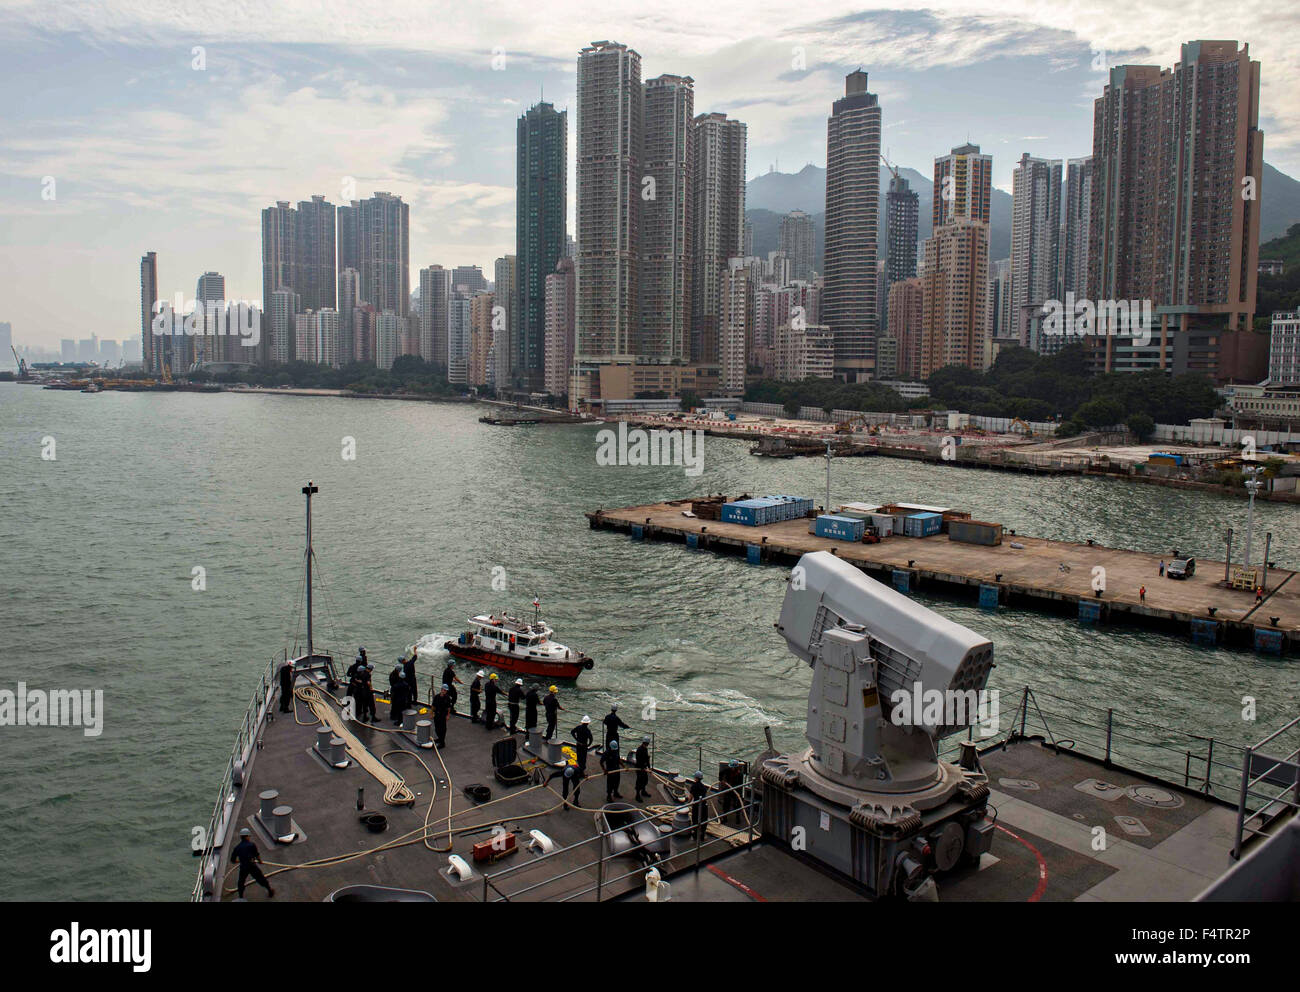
[583,658,594,670]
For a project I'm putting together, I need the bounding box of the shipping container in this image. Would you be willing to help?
[868,513,895,537]
[948,519,1003,546]
[902,511,943,537]
[814,514,866,542]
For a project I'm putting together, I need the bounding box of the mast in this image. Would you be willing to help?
[303,481,318,658]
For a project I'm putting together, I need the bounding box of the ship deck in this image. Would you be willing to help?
[207,669,1242,903]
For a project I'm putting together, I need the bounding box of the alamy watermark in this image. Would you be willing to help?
[595,421,704,477]
[1042,293,1154,346]
[889,682,1000,738]
[0,683,104,736]
[152,294,260,348]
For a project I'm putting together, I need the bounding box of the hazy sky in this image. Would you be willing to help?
[2,1,1296,347]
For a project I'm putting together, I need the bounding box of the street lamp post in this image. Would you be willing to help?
[1243,466,1263,576]
[824,440,832,514]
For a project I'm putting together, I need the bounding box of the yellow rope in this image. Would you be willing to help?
[295,684,415,805]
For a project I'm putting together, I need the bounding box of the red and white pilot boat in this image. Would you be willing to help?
[446,599,594,680]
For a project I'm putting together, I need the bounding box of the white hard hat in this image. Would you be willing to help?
[515,678,524,685]
[581,715,591,724]
[476,670,485,677]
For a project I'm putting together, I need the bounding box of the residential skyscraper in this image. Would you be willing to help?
[1010,153,1062,345]
[1088,41,1261,376]
[338,267,360,365]
[515,102,567,390]
[356,192,409,316]
[690,112,747,366]
[295,195,336,314]
[823,70,882,381]
[261,202,298,325]
[493,255,516,385]
[140,252,159,375]
[719,258,749,394]
[447,290,473,384]
[573,40,643,401]
[1061,157,1093,300]
[884,174,919,287]
[418,265,452,369]
[920,221,990,376]
[543,257,576,398]
[640,75,694,364]
[337,201,359,279]
[268,288,299,366]
[779,210,816,283]
[887,276,924,380]
[195,271,226,363]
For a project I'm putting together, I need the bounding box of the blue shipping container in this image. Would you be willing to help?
[903,512,943,537]
[814,514,865,541]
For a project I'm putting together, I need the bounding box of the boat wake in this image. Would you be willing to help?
[413,632,456,657]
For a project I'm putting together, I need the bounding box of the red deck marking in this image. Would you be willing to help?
[995,824,1049,902]
[706,864,768,901]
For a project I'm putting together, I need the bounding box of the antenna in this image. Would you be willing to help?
[302,481,319,659]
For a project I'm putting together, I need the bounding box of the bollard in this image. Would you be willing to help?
[416,719,433,748]
[272,805,294,841]
[315,727,333,755]
[328,736,348,766]
[402,710,420,732]
[259,789,279,823]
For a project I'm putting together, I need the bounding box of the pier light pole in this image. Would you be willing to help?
[825,440,832,513]
[1243,466,1262,576]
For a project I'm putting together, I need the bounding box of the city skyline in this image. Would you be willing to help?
[5,5,1299,347]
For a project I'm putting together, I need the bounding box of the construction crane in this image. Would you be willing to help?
[10,345,31,380]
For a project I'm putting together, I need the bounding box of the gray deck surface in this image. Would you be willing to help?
[214,675,1238,903]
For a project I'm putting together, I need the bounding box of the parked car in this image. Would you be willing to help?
[1168,557,1196,579]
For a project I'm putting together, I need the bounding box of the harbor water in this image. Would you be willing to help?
[0,383,1296,900]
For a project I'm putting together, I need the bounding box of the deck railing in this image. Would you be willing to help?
[190,651,283,902]
[478,777,754,903]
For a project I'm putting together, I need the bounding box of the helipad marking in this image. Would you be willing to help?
[995,824,1049,902]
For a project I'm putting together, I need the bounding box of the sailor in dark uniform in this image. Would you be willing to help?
[278,659,295,713]
[602,704,629,748]
[507,678,524,733]
[432,684,452,746]
[573,715,594,772]
[232,828,274,898]
[546,759,583,808]
[633,737,652,801]
[688,770,710,838]
[402,650,420,706]
[389,662,410,725]
[357,665,376,723]
[543,685,563,740]
[469,671,484,723]
[441,663,462,712]
[483,674,500,731]
[524,685,540,735]
[601,740,624,801]
[719,759,745,824]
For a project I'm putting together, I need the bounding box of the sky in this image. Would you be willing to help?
[1,1,1297,348]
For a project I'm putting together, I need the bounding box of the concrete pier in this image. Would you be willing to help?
[587,499,1299,651]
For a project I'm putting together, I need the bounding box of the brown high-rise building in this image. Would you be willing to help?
[887,276,924,381]
[823,70,881,382]
[1088,41,1262,377]
[920,222,991,377]
[933,143,992,227]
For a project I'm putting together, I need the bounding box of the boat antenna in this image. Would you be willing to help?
[302,481,319,659]
[533,595,541,624]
